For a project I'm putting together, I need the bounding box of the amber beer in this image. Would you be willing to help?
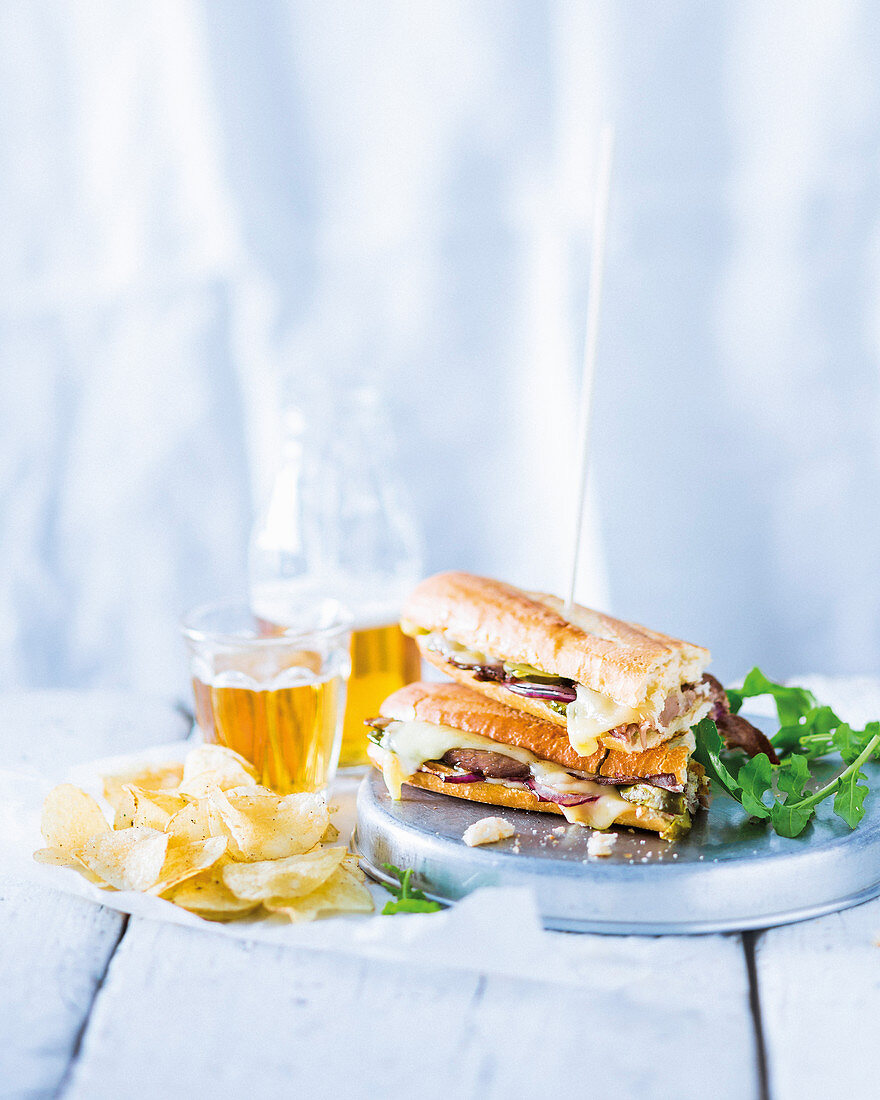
[192,656,342,794]
[339,621,421,766]
[256,615,421,766]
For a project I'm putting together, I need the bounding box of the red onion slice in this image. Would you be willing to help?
[505,680,578,704]
[442,772,483,784]
[526,778,599,806]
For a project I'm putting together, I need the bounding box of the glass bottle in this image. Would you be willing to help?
[249,384,423,766]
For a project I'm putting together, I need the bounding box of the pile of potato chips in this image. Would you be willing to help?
[34,744,374,922]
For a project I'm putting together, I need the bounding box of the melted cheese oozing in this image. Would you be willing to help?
[424,632,491,665]
[377,719,630,830]
[376,748,410,800]
[428,630,645,755]
[565,685,643,756]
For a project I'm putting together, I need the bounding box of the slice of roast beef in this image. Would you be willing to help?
[441,748,530,780]
[702,673,780,764]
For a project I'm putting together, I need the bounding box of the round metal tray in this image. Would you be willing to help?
[354,749,880,934]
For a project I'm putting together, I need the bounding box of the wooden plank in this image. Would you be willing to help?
[756,895,880,1100]
[62,919,757,1099]
[470,933,758,1099]
[0,692,188,1097]
[0,877,125,1098]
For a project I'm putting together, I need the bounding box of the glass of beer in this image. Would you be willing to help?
[181,599,350,794]
[338,618,421,767]
[252,583,422,768]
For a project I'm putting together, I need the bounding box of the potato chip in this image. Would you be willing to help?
[209,788,329,861]
[33,846,109,886]
[78,827,169,892]
[265,865,374,923]
[168,861,260,919]
[166,798,222,843]
[103,763,184,809]
[142,788,189,814]
[148,836,227,896]
[186,906,258,923]
[341,853,366,882]
[41,784,110,851]
[37,745,370,927]
[221,848,346,901]
[112,786,137,830]
[123,787,188,831]
[177,745,258,797]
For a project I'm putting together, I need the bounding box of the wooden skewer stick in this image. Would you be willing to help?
[564,124,614,616]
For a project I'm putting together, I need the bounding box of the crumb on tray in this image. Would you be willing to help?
[463,817,516,847]
[587,831,617,858]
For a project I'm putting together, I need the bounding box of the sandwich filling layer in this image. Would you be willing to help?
[367,717,702,834]
[420,630,712,755]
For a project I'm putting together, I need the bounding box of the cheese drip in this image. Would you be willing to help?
[376,719,630,830]
[565,684,644,756]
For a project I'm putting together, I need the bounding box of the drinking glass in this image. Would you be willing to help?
[181,599,350,793]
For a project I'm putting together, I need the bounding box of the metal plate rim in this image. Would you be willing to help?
[354,836,880,935]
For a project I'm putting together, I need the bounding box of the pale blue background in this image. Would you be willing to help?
[2,0,879,696]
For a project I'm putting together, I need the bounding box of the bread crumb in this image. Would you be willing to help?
[462,817,516,847]
[586,831,617,858]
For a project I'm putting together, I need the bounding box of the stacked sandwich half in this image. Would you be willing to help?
[368,572,732,840]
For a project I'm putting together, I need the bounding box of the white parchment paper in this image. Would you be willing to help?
[0,740,595,985]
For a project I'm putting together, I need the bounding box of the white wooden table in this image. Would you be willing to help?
[1,691,877,1100]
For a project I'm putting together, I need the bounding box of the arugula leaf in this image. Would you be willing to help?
[771,724,811,755]
[775,753,811,801]
[830,721,880,766]
[777,705,841,757]
[833,767,870,829]
[767,755,813,838]
[692,718,743,801]
[380,863,443,915]
[768,798,814,839]
[830,722,861,764]
[736,753,773,819]
[727,668,817,726]
[695,676,880,839]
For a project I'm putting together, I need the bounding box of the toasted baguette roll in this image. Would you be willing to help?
[402,572,709,719]
[381,681,693,786]
[366,744,689,839]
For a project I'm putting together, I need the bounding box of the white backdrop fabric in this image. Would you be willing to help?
[2,0,880,697]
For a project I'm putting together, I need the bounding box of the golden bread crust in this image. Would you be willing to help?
[380,679,605,771]
[379,681,692,785]
[599,741,692,786]
[402,571,709,710]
